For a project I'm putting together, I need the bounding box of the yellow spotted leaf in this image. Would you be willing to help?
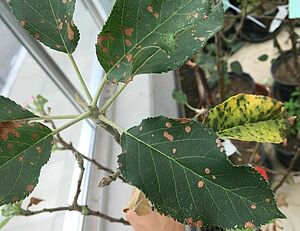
[207,94,288,143]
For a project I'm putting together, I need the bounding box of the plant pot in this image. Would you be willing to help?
[211,72,256,104]
[175,65,204,118]
[272,82,298,102]
[274,135,300,171]
[271,51,300,101]
[255,83,269,96]
[240,8,282,43]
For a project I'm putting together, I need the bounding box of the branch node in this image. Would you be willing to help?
[98,170,121,188]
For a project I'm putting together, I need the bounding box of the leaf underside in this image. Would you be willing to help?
[118,116,284,229]
[96,0,224,83]
[207,94,288,143]
[0,96,53,206]
[9,0,80,53]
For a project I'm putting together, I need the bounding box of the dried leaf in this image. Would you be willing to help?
[124,187,152,216]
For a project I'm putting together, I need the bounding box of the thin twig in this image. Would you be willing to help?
[273,153,300,193]
[73,153,85,207]
[96,119,121,144]
[20,206,129,225]
[99,170,121,188]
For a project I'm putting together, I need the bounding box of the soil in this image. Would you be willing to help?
[211,74,255,104]
[273,54,300,85]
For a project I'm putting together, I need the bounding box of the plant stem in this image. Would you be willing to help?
[215,33,225,102]
[52,112,91,135]
[91,75,108,107]
[20,206,129,225]
[68,53,93,103]
[98,114,125,134]
[101,83,128,112]
[8,114,81,123]
[273,152,300,193]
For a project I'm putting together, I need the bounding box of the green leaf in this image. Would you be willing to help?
[96,0,224,83]
[9,0,80,53]
[0,96,36,122]
[172,90,188,105]
[0,96,53,205]
[258,54,268,62]
[118,116,284,229]
[207,94,288,143]
[230,61,243,75]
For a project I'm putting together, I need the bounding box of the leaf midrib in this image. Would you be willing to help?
[125,129,262,205]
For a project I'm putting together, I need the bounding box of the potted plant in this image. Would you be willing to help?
[0,0,293,230]
[272,20,300,101]
[274,90,300,170]
[236,0,284,43]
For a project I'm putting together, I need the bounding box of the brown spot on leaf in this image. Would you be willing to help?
[125,39,132,46]
[154,12,160,18]
[175,118,191,124]
[265,198,271,203]
[19,155,24,161]
[244,221,255,228]
[251,204,256,209]
[165,122,172,128]
[147,5,153,13]
[35,146,42,154]
[11,197,19,203]
[203,14,208,20]
[126,54,133,62]
[58,21,63,30]
[163,131,173,141]
[62,0,67,3]
[32,133,38,140]
[124,27,134,36]
[67,23,74,40]
[0,122,23,141]
[7,143,13,150]
[102,47,109,53]
[19,20,26,27]
[196,220,204,227]
[55,44,62,49]
[139,126,143,131]
[185,126,192,133]
[198,180,204,188]
[212,175,216,180]
[204,168,210,174]
[34,33,40,40]
[26,184,35,192]
[172,148,176,154]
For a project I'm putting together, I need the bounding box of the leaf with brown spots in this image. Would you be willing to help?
[9,0,80,53]
[207,94,289,143]
[118,116,284,229]
[0,96,53,206]
[96,0,224,83]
